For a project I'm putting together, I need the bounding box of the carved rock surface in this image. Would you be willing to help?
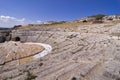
[0,23,120,80]
[0,41,44,65]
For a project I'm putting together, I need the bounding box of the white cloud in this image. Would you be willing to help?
[0,15,27,28]
[0,15,26,22]
[0,15,15,22]
[0,15,15,19]
[16,18,26,22]
[0,15,43,28]
[36,20,42,23]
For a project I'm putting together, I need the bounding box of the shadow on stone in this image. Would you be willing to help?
[0,36,6,43]
[12,37,21,41]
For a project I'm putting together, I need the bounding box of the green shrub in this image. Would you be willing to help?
[13,25,22,29]
[47,21,66,25]
[89,14,106,20]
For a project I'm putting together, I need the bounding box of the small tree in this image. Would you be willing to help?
[89,14,106,20]
[13,25,22,29]
[95,14,106,20]
[46,21,67,25]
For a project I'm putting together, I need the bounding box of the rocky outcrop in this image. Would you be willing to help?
[0,36,6,43]
[0,23,120,80]
[78,14,120,23]
[0,30,12,43]
[0,41,44,65]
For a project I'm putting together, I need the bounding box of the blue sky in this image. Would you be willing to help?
[0,0,120,27]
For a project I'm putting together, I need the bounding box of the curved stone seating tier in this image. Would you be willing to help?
[0,41,44,65]
[1,23,120,80]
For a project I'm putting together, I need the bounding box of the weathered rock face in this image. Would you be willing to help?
[109,23,120,37]
[0,36,6,43]
[0,41,44,65]
[0,30,12,43]
[0,23,120,80]
[78,15,120,23]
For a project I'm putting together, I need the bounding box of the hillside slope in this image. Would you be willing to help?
[0,17,120,80]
